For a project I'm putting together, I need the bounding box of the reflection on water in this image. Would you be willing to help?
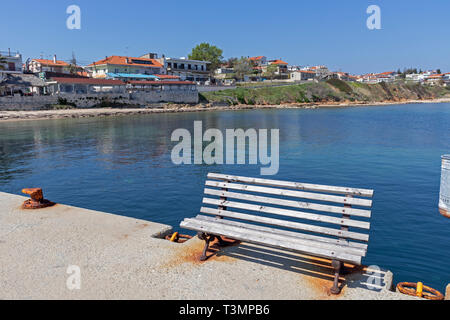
[0,103,450,291]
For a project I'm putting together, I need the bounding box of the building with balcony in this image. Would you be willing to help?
[0,50,23,81]
[86,55,164,79]
[29,56,71,74]
[249,56,267,67]
[265,59,289,79]
[424,73,445,86]
[164,57,210,83]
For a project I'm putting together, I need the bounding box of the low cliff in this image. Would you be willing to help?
[200,80,450,106]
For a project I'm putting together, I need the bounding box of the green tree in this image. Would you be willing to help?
[188,43,223,73]
[263,64,278,81]
[437,69,442,74]
[225,57,238,68]
[233,57,252,81]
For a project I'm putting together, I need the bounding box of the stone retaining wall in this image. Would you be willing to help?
[0,91,198,110]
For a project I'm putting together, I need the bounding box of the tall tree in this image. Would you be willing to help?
[188,43,223,73]
[264,64,278,81]
[233,57,252,81]
[225,57,238,68]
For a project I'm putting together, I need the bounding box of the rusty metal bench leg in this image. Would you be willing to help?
[198,232,212,261]
[330,260,343,295]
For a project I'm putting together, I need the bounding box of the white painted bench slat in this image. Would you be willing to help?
[207,173,374,197]
[202,197,371,230]
[195,215,368,254]
[188,217,365,256]
[181,218,362,265]
[199,206,370,242]
[205,180,373,207]
[204,188,372,219]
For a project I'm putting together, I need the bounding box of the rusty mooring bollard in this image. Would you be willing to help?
[21,188,55,209]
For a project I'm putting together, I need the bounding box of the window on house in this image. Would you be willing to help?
[174,63,178,69]
[180,64,185,69]
[188,64,191,70]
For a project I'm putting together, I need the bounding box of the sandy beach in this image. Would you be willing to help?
[1,97,450,122]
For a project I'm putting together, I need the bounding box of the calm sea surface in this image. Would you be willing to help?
[1,103,449,291]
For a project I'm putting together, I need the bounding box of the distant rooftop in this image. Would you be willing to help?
[88,56,163,68]
[0,50,21,57]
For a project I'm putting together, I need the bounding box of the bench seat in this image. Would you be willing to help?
[182,215,365,265]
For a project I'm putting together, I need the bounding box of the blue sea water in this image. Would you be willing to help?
[0,103,449,291]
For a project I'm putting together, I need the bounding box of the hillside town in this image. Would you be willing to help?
[1,47,449,98]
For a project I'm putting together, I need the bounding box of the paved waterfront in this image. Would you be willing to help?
[0,192,417,300]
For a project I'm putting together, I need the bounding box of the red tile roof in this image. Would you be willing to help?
[249,56,265,61]
[375,71,395,77]
[88,56,163,68]
[51,78,125,85]
[269,60,288,65]
[33,59,70,67]
[426,74,444,78]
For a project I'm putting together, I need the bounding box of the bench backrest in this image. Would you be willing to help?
[201,173,374,251]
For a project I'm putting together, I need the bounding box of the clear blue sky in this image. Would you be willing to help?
[2,0,449,74]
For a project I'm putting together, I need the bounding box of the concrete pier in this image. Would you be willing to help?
[0,191,417,300]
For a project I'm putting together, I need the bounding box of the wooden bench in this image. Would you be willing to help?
[180,173,374,294]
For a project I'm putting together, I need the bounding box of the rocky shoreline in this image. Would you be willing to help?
[1,98,450,122]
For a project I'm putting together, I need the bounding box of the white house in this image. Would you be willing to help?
[424,74,445,86]
[290,70,316,81]
[303,65,330,78]
[29,55,71,74]
[164,57,210,83]
[0,50,23,81]
[405,73,423,82]
[86,55,164,79]
[375,71,396,83]
[406,71,439,83]
[443,73,450,85]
